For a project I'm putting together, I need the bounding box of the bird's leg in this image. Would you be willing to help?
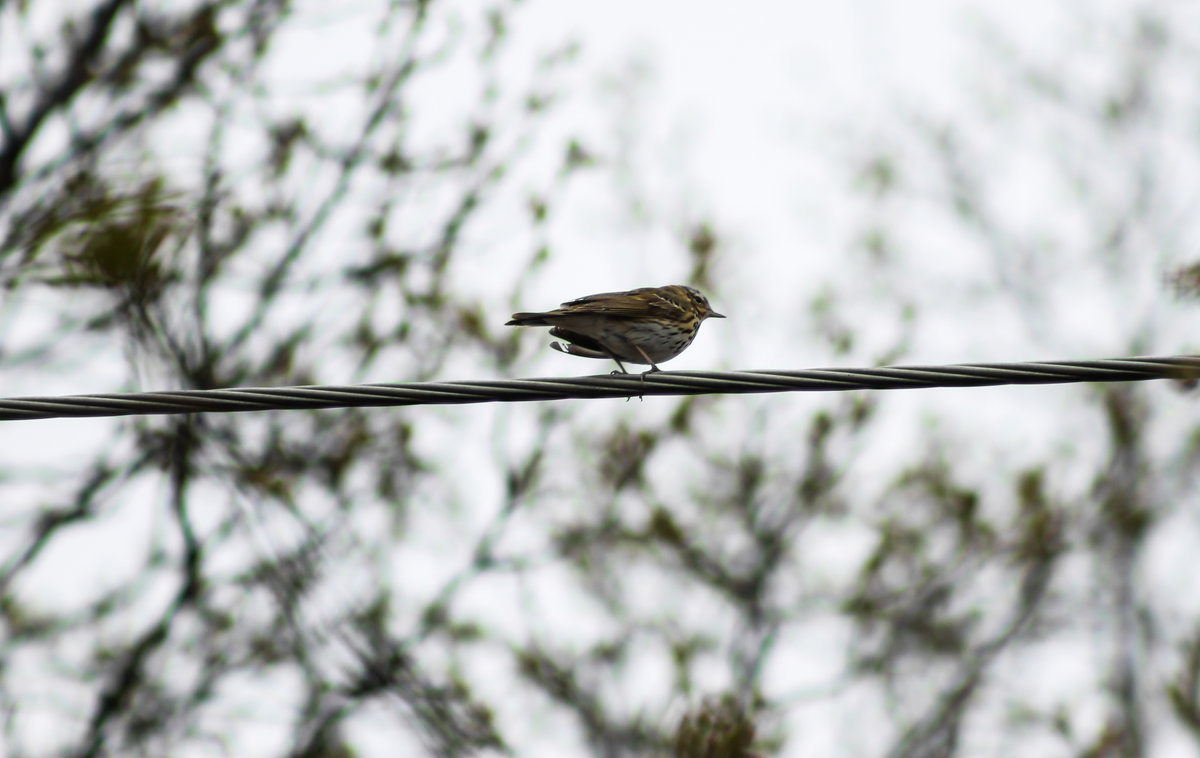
[632,345,661,376]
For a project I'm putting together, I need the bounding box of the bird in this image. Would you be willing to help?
[506,285,725,373]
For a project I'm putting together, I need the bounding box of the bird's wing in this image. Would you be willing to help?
[557,288,683,318]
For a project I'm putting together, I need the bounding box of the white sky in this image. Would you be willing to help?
[5,1,1200,756]
[484,1,1068,361]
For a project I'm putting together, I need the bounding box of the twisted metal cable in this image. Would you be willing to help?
[1,355,1197,422]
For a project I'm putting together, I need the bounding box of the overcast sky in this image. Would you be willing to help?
[7,2,1200,756]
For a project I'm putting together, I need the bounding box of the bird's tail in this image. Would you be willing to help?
[505,312,552,326]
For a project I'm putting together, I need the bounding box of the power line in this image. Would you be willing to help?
[1,355,1196,422]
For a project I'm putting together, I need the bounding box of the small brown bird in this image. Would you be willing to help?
[506,285,725,373]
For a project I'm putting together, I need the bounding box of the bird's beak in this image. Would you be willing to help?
[709,310,726,319]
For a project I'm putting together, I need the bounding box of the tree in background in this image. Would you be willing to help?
[500,4,1200,758]
[0,0,588,755]
[3,2,1200,758]
[832,9,1200,755]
